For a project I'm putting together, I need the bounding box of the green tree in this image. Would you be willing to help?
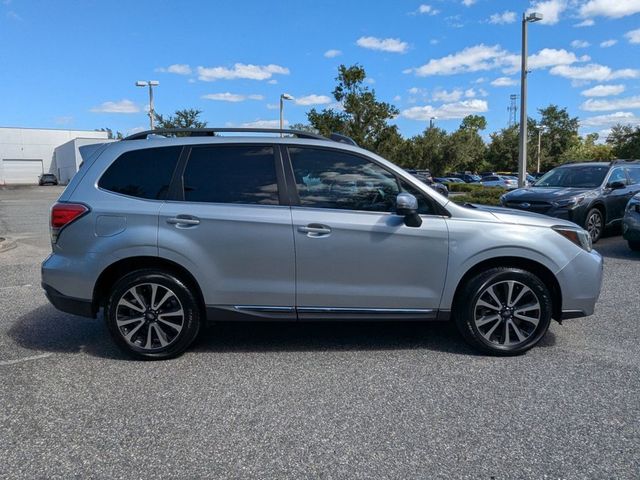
[442,115,488,173]
[536,105,579,166]
[559,133,615,163]
[607,124,640,159]
[486,126,520,172]
[154,108,208,130]
[307,64,399,151]
[96,127,123,139]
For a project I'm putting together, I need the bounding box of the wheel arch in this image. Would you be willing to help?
[451,256,562,321]
[92,256,205,315]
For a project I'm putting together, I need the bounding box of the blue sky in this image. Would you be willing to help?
[1,0,639,140]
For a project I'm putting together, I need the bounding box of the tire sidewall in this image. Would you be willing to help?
[455,268,553,355]
[105,270,201,360]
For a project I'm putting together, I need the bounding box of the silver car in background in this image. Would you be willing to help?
[42,128,603,359]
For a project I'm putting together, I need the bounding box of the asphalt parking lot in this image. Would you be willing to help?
[1,185,639,479]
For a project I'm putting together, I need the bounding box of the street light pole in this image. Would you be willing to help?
[429,116,437,129]
[136,80,160,130]
[279,93,294,134]
[517,12,543,188]
[536,124,547,173]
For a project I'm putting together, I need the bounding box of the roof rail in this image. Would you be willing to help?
[610,159,640,165]
[123,127,328,141]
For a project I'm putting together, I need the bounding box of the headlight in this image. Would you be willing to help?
[552,195,585,208]
[552,226,592,252]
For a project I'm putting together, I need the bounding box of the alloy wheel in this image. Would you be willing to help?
[473,280,541,348]
[586,211,603,242]
[115,283,184,351]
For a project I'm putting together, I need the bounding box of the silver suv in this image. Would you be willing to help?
[42,128,603,359]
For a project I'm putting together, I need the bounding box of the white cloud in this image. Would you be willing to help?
[202,93,264,102]
[580,0,640,18]
[580,111,640,127]
[417,4,439,15]
[393,95,402,101]
[580,84,625,97]
[574,19,595,27]
[156,64,192,75]
[491,76,518,87]
[430,39,439,45]
[489,11,517,24]
[241,119,288,128]
[406,44,508,76]
[196,63,290,81]
[550,63,640,82]
[600,39,617,48]
[581,95,640,111]
[626,28,640,44]
[90,99,139,114]
[402,99,489,120]
[324,49,342,58]
[267,79,278,85]
[432,89,464,102]
[294,94,332,106]
[356,36,408,53]
[462,0,476,6]
[571,40,590,48]
[407,44,583,77]
[527,0,567,25]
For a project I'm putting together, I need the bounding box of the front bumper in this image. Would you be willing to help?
[622,210,640,242]
[555,248,604,319]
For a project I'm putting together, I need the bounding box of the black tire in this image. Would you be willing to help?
[453,268,553,356]
[629,241,640,252]
[585,208,604,243]
[105,269,201,360]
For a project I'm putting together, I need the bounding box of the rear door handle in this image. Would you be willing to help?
[298,224,332,237]
[167,215,200,226]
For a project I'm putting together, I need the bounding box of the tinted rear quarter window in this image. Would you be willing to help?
[99,146,182,199]
[182,145,279,205]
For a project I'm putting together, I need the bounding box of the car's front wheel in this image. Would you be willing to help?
[585,208,604,243]
[105,269,201,360]
[454,268,553,355]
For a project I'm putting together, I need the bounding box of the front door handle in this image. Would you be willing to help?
[167,215,200,227]
[298,224,332,237]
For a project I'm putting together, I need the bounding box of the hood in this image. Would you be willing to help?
[503,186,594,201]
[464,204,577,228]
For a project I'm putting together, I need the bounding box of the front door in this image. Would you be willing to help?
[285,146,449,320]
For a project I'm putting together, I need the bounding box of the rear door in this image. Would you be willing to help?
[158,144,296,318]
[604,167,633,222]
[284,146,449,320]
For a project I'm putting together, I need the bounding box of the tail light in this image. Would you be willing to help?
[50,202,89,243]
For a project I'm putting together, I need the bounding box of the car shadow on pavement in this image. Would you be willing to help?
[10,305,557,360]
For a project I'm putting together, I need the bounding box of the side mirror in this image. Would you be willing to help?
[607,181,626,190]
[396,193,422,227]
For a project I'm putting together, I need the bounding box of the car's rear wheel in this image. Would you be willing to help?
[585,208,604,243]
[105,269,201,360]
[454,268,553,355]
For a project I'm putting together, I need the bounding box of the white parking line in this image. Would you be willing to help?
[0,284,33,290]
[0,353,53,366]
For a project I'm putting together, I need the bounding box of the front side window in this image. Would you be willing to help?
[627,167,640,185]
[182,145,279,205]
[607,167,628,186]
[289,147,400,212]
[99,146,182,200]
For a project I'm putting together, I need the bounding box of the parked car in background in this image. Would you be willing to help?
[42,127,602,359]
[500,160,640,242]
[443,177,466,184]
[496,172,536,185]
[623,193,640,251]
[39,173,58,186]
[447,172,481,183]
[480,175,518,190]
[406,169,449,197]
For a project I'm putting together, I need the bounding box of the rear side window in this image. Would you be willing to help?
[99,146,181,199]
[182,145,279,205]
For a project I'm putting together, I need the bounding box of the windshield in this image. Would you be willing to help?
[533,166,608,188]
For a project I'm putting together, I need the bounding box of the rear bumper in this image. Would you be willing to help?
[42,283,95,318]
[555,248,604,319]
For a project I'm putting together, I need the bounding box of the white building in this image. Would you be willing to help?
[0,127,112,185]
